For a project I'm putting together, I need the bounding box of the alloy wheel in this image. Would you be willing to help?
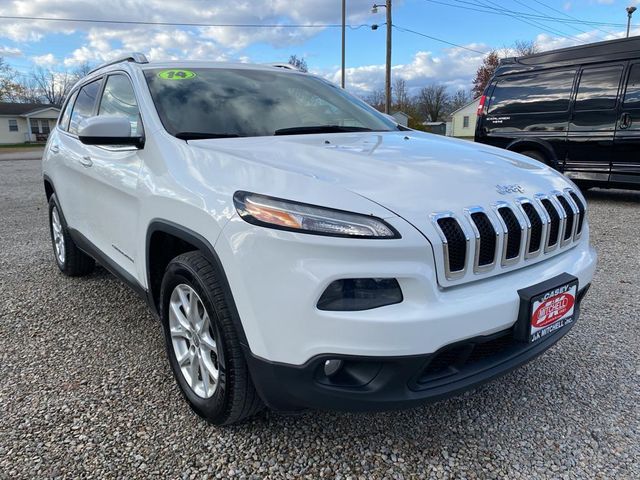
[169,284,220,398]
[51,207,65,266]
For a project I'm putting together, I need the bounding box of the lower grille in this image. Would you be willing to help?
[418,330,515,383]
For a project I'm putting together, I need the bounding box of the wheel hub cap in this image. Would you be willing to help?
[168,284,219,398]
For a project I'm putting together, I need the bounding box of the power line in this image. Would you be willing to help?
[0,14,371,29]
[393,25,487,54]
[424,0,629,28]
[531,0,613,37]
[511,0,592,37]
[470,0,582,42]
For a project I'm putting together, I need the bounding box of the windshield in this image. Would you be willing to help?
[143,68,397,138]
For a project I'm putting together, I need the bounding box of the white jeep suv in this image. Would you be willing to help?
[43,54,597,425]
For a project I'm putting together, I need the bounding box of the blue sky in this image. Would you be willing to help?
[0,0,638,94]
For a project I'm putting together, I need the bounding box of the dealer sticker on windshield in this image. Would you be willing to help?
[529,280,578,343]
[157,69,197,80]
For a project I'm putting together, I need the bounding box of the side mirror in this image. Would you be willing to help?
[78,116,144,148]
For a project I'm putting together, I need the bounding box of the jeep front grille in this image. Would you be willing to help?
[431,189,586,281]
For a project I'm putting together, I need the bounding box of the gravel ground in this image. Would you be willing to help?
[1,159,639,479]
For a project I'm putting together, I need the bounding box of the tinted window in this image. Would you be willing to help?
[144,68,395,138]
[488,69,575,115]
[574,66,622,111]
[58,90,78,132]
[69,79,101,135]
[623,63,640,108]
[99,75,140,136]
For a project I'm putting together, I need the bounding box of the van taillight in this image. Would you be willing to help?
[477,95,487,116]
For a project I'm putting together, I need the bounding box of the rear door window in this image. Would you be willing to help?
[623,63,640,109]
[68,79,102,135]
[574,65,623,111]
[488,69,575,115]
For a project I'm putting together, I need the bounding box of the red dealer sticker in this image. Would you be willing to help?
[529,282,578,343]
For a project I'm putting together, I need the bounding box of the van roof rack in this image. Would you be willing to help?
[88,53,149,75]
[497,37,640,75]
[269,63,302,71]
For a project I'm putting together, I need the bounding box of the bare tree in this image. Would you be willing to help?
[363,89,385,112]
[448,89,471,113]
[513,40,539,56]
[288,54,308,72]
[393,78,411,112]
[71,62,94,80]
[0,57,23,102]
[417,84,449,122]
[29,67,73,105]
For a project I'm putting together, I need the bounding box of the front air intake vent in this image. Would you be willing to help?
[436,217,467,274]
[521,203,543,254]
[497,207,522,260]
[470,212,497,267]
[541,199,560,248]
[556,195,575,242]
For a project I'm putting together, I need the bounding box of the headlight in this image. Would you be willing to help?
[233,191,400,239]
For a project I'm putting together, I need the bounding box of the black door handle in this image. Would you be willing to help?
[620,112,632,129]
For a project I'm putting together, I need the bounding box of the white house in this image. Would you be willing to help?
[0,103,61,144]
[448,97,480,139]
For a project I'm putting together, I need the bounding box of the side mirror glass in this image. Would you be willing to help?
[78,116,143,148]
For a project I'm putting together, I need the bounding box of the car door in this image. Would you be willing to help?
[55,80,103,237]
[613,61,640,186]
[565,63,624,183]
[79,73,144,280]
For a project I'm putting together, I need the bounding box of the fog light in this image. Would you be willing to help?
[317,278,403,311]
[324,359,344,377]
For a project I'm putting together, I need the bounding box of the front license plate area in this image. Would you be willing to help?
[515,273,579,343]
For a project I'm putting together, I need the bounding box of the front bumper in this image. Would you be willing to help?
[246,285,589,412]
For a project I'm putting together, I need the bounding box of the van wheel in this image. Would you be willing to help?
[519,150,547,164]
[48,194,95,276]
[160,251,263,425]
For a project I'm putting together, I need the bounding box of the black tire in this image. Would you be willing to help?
[48,194,95,277]
[160,251,263,425]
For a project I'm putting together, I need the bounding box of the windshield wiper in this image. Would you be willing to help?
[274,125,375,136]
[175,132,241,140]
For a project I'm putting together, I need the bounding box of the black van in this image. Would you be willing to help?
[475,37,640,190]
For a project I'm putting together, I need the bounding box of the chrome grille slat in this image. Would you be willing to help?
[431,190,587,281]
[465,206,499,273]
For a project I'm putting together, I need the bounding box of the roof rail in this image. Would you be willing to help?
[88,52,149,75]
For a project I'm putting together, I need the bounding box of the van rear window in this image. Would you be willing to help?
[488,69,576,115]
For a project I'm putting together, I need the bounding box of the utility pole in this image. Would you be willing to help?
[385,0,392,114]
[371,2,392,113]
[341,0,346,88]
[627,6,637,38]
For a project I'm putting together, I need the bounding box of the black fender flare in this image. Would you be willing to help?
[145,219,250,349]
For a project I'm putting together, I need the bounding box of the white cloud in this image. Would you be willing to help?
[321,45,487,96]
[0,45,22,57]
[32,52,57,66]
